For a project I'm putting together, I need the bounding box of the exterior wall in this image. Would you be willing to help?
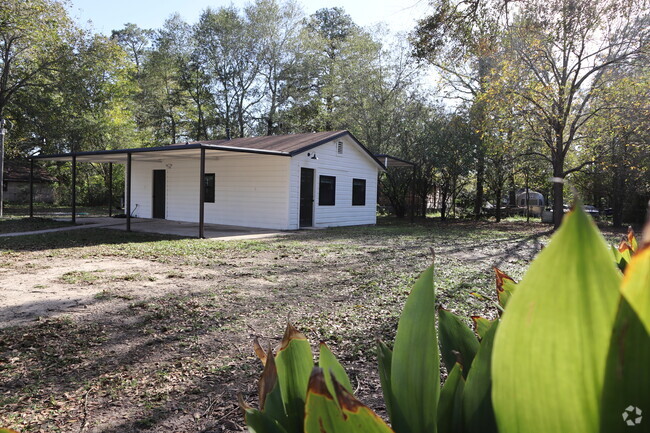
[288,135,380,229]
[127,135,380,231]
[129,154,292,230]
[4,181,55,203]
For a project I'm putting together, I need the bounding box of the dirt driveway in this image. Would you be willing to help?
[1,220,618,432]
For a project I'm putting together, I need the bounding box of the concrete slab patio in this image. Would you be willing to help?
[1,217,289,240]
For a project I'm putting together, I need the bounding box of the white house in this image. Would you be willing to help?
[35,131,385,235]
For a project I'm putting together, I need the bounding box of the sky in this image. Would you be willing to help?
[67,0,431,36]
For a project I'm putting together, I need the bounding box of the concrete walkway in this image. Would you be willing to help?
[1,217,288,240]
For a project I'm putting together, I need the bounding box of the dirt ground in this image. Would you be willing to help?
[0,220,630,432]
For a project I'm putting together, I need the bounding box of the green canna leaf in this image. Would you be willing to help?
[319,342,354,404]
[462,321,498,433]
[275,323,314,433]
[492,206,621,433]
[612,245,627,271]
[494,268,517,308]
[390,264,439,433]
[334,374,395,433]
[303,368,394,433]
[470,316,494,340]
[376,339,395,423]
[257,343,290,428]
[240,394,289,433]
[304,368,346,433]
[438,308,480,378]
[621,246,650,335]
[600,296,650,432]
[437,362,465,433]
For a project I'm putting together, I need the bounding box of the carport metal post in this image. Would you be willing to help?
[29,158,34,218]
[72,155,77,224]
[108,162,113,217]
[126,153,132,232]
[198,147,205,239]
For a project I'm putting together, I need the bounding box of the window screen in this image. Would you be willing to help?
[352,178,366,206]
[319,175,336,206]
[204,173,215,203]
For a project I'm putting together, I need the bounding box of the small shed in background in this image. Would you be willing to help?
[3,160,56,203]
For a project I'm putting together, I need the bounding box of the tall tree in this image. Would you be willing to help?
[245,0,303,135]
[0,0,75,118]
[492,0,649,227]
[195,6,261,138]
[111,23,152,76]
[412,0,506,219]
[288,7,380,132]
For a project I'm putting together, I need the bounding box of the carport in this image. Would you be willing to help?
[30,143,290,239]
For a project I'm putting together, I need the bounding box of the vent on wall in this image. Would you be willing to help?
[336,141,343,155]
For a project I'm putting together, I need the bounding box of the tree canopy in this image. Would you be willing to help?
[1,0,648,224]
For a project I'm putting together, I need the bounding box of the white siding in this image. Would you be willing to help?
[130,160,158,218]
[127,134,380,231]
[129,154,292,230]
[288,135,380,229]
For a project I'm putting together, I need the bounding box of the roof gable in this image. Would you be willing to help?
[191,130,385,170]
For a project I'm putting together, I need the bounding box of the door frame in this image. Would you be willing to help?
[152,169,166,219]
[299,167,314,227]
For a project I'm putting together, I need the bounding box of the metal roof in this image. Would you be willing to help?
[3,160,57,182]
[33,130,386,169]
[375,154,415,167]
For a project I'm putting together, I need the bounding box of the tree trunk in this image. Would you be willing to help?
[495,189,502,222]
[441,190,448,220]
[552,159,564,229]
[421,194,427,218]
[611,138,626,227]
[451,178,455,218]
[474,148,484,219]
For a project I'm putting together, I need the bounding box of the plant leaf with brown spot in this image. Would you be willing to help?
[319,341,354,405]
[258,344,277,410]
[254,337,267,366]
[275,322,314,433]
[303,367,346,433]
[494,267,517,308]
[471,316,494,340]
[333,374,395,432]
[621,245,650,335]
[627,226,638,252]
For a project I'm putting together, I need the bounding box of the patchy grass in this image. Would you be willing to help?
[0,217,633,432]
[60,270,102,284]
[0,217,74,234]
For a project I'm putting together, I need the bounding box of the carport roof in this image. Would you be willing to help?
[33,130,386,169]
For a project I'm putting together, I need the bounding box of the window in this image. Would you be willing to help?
[352,178,366,206]
[336,141,343,155]
[319,175,336,206]
[204,173,215,203]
